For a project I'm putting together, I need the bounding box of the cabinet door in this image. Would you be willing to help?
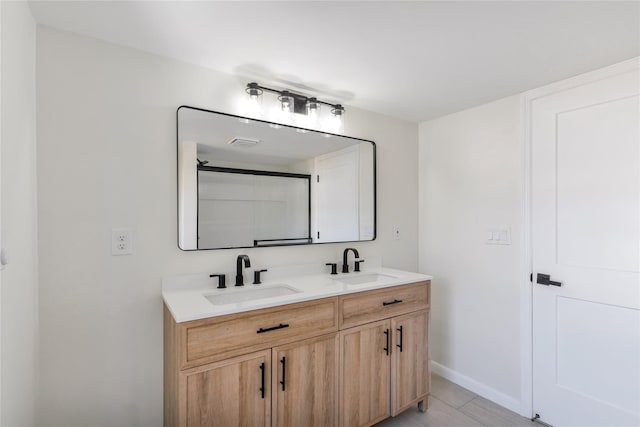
[391,310,430,415]
[272,333,339,427]
[340,319,391,427]
[180,350,270,427]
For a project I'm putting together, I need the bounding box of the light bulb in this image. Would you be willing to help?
[244,83,263,118]
[277,92,294,125]
[279,92,294,114]
[327,105,344,133]
[306,98,320,129]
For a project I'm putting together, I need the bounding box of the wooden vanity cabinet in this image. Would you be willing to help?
[164,280,430,427]
[339,281,431,426]
[391,310,430,415]
[180,350,271,427]
[165,297,339,427]
[340,319,392,427]
[272,333,339,427]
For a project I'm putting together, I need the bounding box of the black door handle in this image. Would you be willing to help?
[383,299,403,306]
[536,273,562,287]
[397,325,403,352]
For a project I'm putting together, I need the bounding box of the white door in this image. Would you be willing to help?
[532,65,640,426]
[315,146,359,242]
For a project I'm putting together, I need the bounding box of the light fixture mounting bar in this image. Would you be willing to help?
[246,82,344,116]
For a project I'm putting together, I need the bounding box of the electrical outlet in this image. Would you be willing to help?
[393,225,401,240]
[111,228,133,255]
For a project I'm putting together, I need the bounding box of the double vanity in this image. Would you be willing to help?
[170,107,429,426]
[163,255,432,427]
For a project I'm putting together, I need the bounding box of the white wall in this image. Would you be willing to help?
[1,2,39,425]
[36,27,419,426]
[418,95,523,410]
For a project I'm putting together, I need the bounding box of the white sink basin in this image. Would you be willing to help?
[205,284,302,305]
[336,273,398,285]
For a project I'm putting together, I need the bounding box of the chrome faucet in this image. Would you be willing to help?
[342,248,360,273]
[235,254,251,286]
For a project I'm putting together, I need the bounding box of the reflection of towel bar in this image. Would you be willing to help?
[254,238,312,247]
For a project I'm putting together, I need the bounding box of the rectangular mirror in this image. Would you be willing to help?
[177,106,376,250]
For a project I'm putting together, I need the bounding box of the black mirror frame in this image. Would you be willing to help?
[176,105,377,251]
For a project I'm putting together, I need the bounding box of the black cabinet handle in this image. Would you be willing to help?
[257,323,289,334]
[259,362,265,398]
[384,328,390,355]
[280,357,286,391]
[383,299,403,306]
[397,325,403,352]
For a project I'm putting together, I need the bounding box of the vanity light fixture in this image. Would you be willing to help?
[245,82,345,131]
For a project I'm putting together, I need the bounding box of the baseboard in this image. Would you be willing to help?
[431,361,527,416]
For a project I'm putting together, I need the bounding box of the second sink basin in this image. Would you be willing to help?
[336,273,398,285]
[205,284,302,305]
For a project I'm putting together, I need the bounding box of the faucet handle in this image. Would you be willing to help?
[325,263,338,275]
[253,269,268,285]
[354,259,365,272]
[209,274,226,289]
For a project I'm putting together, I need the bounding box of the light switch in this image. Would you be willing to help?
[486,226,511,245]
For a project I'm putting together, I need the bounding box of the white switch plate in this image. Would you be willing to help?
[486,226,511,245]
[111,228,133,255]
[393,225,401,240]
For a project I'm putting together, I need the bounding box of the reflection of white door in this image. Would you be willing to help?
[316,146,359,243]
[531,64,640,426]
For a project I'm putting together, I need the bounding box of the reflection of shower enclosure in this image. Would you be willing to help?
[197,166,311,249]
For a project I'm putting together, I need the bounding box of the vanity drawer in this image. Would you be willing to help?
[339,281,430,329]
[180,297,338,368]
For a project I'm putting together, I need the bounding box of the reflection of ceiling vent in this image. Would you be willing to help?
[227,137,259,148]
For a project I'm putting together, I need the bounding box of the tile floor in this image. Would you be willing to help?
[374,374,534,427]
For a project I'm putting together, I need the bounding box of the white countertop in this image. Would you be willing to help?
[163,261,432,323]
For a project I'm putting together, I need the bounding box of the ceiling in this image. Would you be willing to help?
[179,106,368,166]
[29,1,640,122]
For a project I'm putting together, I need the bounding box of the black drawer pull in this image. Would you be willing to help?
[280,357,286,391]
[383,299,403,306]
[257,323,289,334]
[384,328,390,355]
[397,325,404,352]
[259,362,265,398]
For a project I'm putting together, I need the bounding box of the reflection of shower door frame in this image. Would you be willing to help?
[314,146,360,243]
[197,165,311,249]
